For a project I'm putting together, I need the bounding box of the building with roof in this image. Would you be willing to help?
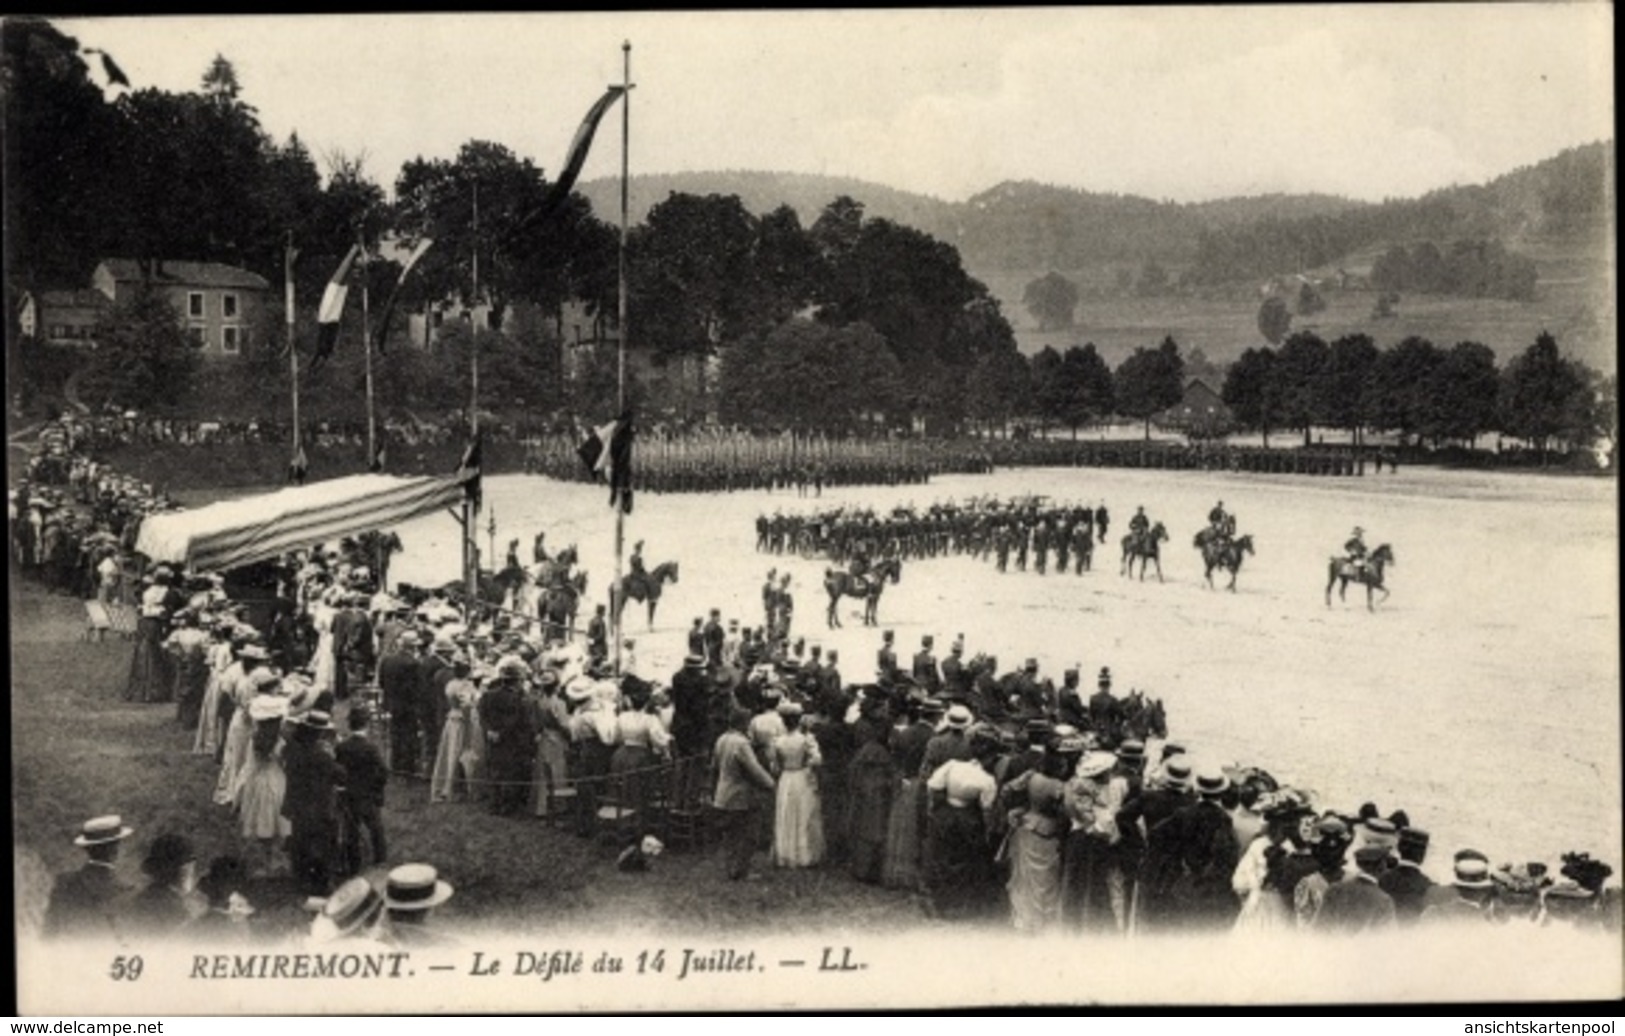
[1156,377,1234,439]
[92,259,272,359]
[17,289,110,347]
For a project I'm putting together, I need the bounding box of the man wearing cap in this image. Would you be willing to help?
[1088,668,1120,742]
[379,863,457,947]
[284,711,344,896]
[44,816,135,939]
[378,631,424,777]
[703,609,726,668]
[939,641,966,699]
[1379,829,1436,925]
[586,605,609,667]
[877,631,898,682]
[912,635,941,695]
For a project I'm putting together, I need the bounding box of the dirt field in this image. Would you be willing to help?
[393,465,1621,868]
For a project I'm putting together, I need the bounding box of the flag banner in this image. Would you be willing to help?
[576,410,635,513]
[371,237,434,353]
[456,433,483,508]
[312,244,362,366]
[288,443,308,485]
[369,441,387,473]
[507,86,626,246]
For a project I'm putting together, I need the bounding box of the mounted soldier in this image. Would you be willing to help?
[1128,505,1150,553]
[629,539,648,582]
[848,542,874,595]
[1344,526,1369,574]
[1208,501,1235,540]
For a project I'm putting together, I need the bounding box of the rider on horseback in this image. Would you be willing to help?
[1344,526,1368,574]
[1208,500,1235,540]
[629,539,648,581]
[848,543,873,594]
[1129,505,1150,549]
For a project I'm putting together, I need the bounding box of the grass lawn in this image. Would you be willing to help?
[9,577,923,939]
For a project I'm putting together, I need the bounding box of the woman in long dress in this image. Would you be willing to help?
[531,673,571,817]
[1004,744,1075,932]
[882,702,930,890]
[193,626,236,756]
[213,650,271,806]
[233,692,290,877]
[166,611,212,732]
[1233,797,1309,933]
[770,703,825,868]
[609,693,672,820]
[429,656,480,803]
[924,734,1001,920]
[124,573,173,702]
[845,709,894,884]
[309,589,340,698]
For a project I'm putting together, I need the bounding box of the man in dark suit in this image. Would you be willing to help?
[586,605,609,666]
[669,654,713,760]
[912,635,941,695]
[336,707,389,877]
[478,659,536,817]
[877,630,898,682]
[1140,765,1236,931]
[713,706,777,880]
[1095,503,1110,544]
[1316,845,1398,933]
[44,816,134,939]
[377,631,422,776]
[939,641,966,700]
[1089,668,1121,740]
[1378,827,1435,925]
[283,712,344,896]
[330,592,375,702]
[687,617,706,658]
[703,609,725,668]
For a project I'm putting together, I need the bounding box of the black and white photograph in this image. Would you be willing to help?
[5,9,1619,1014]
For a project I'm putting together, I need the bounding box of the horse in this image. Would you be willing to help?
[1196,532,1254,592]
[540,571,589,641]
[822,557,902,628]
[1326,543,1394,611]
[614,560,679,629]
[1119,691,1168,743]
[1120,522,1169,582]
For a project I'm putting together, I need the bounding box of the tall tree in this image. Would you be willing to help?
[1274,331,1330,445]
[1028,346,1065,432]
[1058,343,1114,437]
[1222,346,1279,446]
[80,285,202,412]
[1421,340,1499,446]
[1498,331,1584,460]
[628,192,758,374]
[1114,336,1185,440]
[1322,332,1379,444]
[964,347,1033,435]
[1256,296,1292,345]
[1023,271,1080,331]
[1367,335,1442,446]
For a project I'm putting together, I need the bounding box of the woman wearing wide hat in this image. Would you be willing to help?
[124,567,175,703]
[234,684,291,876]
[923,727,1003,921]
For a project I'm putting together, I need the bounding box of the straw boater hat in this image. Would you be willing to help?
[318,876,385,938]
[1195,768,1231,798]
[1077,751,1117,778]
[1452,855,1495,890]
[683,653,706,669]
[1162,759,1193,791]
[74,815,134,847]
[1116,739,1146,762]
[776,701,803,718]
[944,704,972,729]
[248,694,288,723]
[384,863,454,911]
[299,710,334,731]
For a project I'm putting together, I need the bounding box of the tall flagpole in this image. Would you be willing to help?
[360,225,376,470]
[286,232,300,476]
[465,178,482,611]
[613,40,631,676]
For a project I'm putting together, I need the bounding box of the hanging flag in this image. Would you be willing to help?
[577,411,635,513]
[288,443,308,485]
[506,86,626,247]
[311,244,362,369]
[369,440,387,473]
[280,240,299,356]
[371,237,434,353]
[455,433,483,508]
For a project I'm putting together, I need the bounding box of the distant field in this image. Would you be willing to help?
[977,248,1615,372]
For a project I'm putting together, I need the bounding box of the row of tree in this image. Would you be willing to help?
[1221,331,1612,457]
[1368,239,1538,301]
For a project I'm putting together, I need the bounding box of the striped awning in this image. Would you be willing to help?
[134,473,469,573]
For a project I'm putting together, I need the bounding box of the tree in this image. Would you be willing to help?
[1320,333,1379,444]
[1256,296,1292,345]
[1499,331,1585,459]
[1058,344,1114,436]
[1114,336,1184,440]
[200,53,244,107]
[1296,279,1327,316]
[80,286,202,412]
[1022,271,1079,331]
[1421,341,1499,446]
[1367,336,1442,446]
[1222,347,1279,446]
[964,347,1033,435]
[744,204,823,328]
[719,319,899,434]
[1028,346,1065,432]
[1274,331,1330,444]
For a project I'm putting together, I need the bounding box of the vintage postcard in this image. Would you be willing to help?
[7,8,1619,1014]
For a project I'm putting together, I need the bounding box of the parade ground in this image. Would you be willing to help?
[11,463,1620,942]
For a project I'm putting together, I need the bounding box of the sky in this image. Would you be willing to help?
[54,7,1615,205]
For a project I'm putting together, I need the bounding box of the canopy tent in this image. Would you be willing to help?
[134,473,470,574]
